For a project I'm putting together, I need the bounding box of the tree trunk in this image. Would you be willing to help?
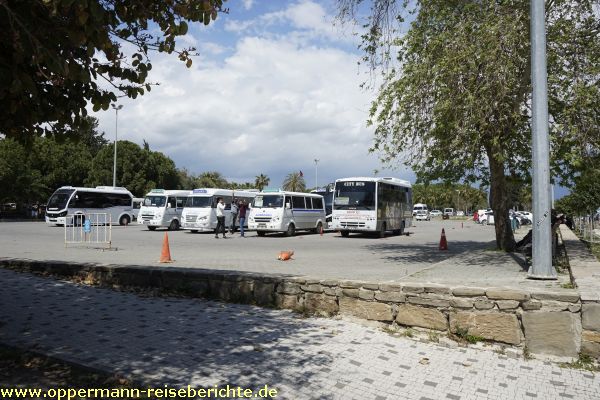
[488,152,516,251]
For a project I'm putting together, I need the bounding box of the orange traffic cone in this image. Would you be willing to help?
[278,250,294,261]
[159,232,173,263]
[439,228,448,250]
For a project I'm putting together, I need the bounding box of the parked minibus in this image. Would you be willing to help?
[248,190,326,236]
[181,188,257,233]
[137,189,191,230]
[332,177,412,238]
[45,186,134,226]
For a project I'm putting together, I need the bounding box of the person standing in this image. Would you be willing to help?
[230,199,239,234]
[238,200,248,237]
[215,197,226,239]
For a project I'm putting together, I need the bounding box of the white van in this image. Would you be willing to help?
[181,188,257,233]
[248,190,326,236]
[413,203,428,216]
[138,189,191,230]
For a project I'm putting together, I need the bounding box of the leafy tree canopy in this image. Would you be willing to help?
[282,172,306,192]
[1,0,226,140]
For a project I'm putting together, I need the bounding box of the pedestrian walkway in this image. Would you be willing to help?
[0,268,597,400]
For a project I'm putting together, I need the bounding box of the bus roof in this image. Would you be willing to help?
[144,189,192,196]
[258,190,324,198]
[55,186,133,195]
[334,177,412,187]
[188,188,258,197]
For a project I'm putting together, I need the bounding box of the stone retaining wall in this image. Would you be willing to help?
[560,225,600,359]
[0,256,587,359]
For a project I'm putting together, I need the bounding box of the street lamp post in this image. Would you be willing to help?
[112,104,123,188]
[314,159,319,190]
[528,0,555,279]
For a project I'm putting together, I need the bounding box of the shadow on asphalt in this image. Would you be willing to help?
[364,240,500,266]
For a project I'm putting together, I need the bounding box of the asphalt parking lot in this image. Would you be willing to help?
[3,218,562,289]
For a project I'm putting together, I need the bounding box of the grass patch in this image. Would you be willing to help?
[452,326,485,344]
[559,353,600,372]
[427,331,441,343]
[588,242,600,263]
[561,282,575,289]
[402,328,415,338]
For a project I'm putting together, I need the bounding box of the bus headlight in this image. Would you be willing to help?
[155,212,163,219]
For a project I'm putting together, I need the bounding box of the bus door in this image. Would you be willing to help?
[166,197,177,223]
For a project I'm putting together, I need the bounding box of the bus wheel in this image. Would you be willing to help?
[313,222,323,234]
[168,219,180,231]
[257,231,266,237]
[378,222,386,238]
[285,223,296,237]
[73,214,85,227]
[340,230,350,237]
[119,215,130,226]
[148,226,156,231]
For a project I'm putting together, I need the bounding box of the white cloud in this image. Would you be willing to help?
[94,2,412,188]
[242,0,254,10]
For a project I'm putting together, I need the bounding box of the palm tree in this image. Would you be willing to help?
[282,172,306,192]
[197,171,228,188]
[254,174,270,191]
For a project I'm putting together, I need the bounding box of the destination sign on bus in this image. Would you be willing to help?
[342,182,365,187]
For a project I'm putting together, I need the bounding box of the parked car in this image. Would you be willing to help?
[480,211,495,225]
[443,208,454,219]
[429,209,442,217]
[456,210,465,216]
[415,210,430,221]
[515,211,533,224]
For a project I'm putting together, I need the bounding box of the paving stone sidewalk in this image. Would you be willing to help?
[0,268,598,400]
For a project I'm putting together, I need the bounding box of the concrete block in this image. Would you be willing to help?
[531,291,580,303]
[304,293,338,316]
[486,288,530,301]
[582,304,600,331]
[339,297,393,321]
[450,312,521,345]
[452,287,486,297]
[522,312,582,358]
[358,289,375,300]
[450,298,474,309]
[374,291,406,303]
[396,304,447,331]
[496,300,520,310]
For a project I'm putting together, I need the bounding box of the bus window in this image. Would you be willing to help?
[292,196,306,209]
[312,197,324,210]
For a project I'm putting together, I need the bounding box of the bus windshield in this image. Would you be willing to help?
[253,195,283,208]
[334,181,376,210]
[144,196,166,208]
[186,196,213,208]
[46,189,75,210]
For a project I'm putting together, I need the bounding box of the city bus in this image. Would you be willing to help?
[45,186,134,226]
[137,189,191,231]
[181,189,257,233]
[332,177,412,238]
[248,190,326,236]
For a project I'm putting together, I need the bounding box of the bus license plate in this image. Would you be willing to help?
[258,223,266,228]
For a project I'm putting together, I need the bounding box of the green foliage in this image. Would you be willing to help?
[412,183,487,212]
[85,141,179,197]
[254,174,270,191]
[1,0,226,140]
[282,173,306,192]
[196,171,229,189]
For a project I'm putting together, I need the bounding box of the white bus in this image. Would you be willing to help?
[412,203,428,216]
[332,177,412,238]
[248,190,326,236]
[181,188,257,233]
[137,189,191,231]
[45,186,134,226]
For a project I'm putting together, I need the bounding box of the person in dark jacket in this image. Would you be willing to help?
[238,200,248,237]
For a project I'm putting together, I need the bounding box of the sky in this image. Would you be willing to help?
[92,0,412,190]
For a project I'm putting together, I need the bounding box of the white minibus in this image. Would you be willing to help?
[137,189,191,230]
[181,188,257,233]
[412,203,428,216]
[332,177,412,238]
[248,190,326,236]
[45,186,134,226]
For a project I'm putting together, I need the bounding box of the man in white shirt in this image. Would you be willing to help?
[215,197,227,239]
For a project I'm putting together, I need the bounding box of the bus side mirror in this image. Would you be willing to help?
[167,203,172,209]
[286,203,291,209]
